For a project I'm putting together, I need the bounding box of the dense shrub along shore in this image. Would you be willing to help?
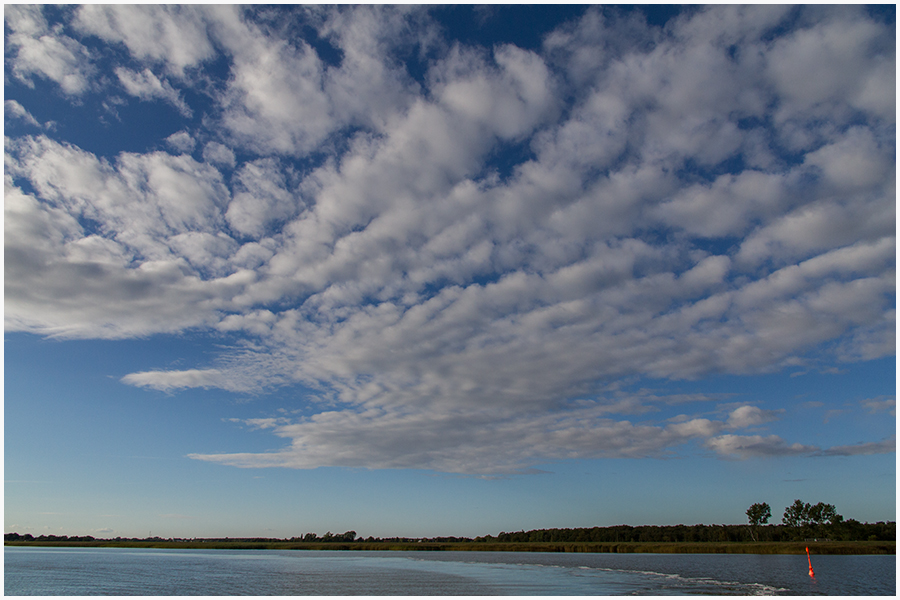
[5,522,895,554]
[481,521,896,543]
[2,539,894,554]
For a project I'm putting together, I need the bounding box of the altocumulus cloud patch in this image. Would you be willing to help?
[4,5,895,475]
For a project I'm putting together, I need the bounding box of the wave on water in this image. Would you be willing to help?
[591,566,789,596]
[405,554,790,595]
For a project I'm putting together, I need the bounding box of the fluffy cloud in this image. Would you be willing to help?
[202,142,236,169]
[73,4,216,76]
[860,396,896,416]
[434,44,559,142]
[5,100,42,127]
[4,136,241,337]
[5,5,894,473]
[317,5,430,131]
[215,21,333,155]
[190,402,745,474]
[726,406,781,429]
[115,67,192,117]
[225,158,299,238]
[121,369,254,393]
[5,5,95,95]
[165,131,196,154]
[766,7,896,125]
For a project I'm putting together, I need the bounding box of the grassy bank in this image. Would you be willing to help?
[5,540,894,555]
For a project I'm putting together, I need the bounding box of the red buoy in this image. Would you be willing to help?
[806,546,815,578]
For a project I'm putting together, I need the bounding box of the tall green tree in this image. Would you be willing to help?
[782,499,809,528]
[745,502,771,541]
[807,502,842,538]
[782,499,843,539]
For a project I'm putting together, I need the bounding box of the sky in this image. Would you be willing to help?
[3,4,896,540]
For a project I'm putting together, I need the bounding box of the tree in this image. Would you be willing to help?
[807,502,838,525]
[807,502,842,538]
[782,499,809,529]
[745,502,771,541]
[782,499,843,539]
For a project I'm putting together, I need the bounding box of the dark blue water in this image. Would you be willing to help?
[4,547,895,595]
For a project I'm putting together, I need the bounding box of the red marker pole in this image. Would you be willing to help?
[806,546,815,578]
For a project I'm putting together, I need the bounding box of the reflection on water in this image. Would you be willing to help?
[4,547,896,596]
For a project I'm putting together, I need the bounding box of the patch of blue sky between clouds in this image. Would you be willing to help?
[4,5,895,481]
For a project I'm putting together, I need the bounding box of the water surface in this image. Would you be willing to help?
[4,547,895,595]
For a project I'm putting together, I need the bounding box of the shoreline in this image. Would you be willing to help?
[5,540,894,555]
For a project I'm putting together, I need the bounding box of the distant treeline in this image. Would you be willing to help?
[6,521,894,545]
[5,534,100,543]
[476,520,896,544]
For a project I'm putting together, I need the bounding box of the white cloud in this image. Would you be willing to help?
[820,437,895,457]
[5,5,94,95]
[202,142,236,169]
[8,136,231,246]
[5,100,42,127]
[121,369,254,393]
[765,7,895,124]
[167,232,239,276]
[4,136,242,338]
[5,5,894,473]
[211,10,334,156]
[650,170,792,238]
[860,396,896,416]
[725,406,781,429]
[165,131,196,154]
[115,67,192,117]
[434,44,559,141]
[318,5,427,131]
[225,158,299,238]
[705,434,818,459]
[74,5,216,76]
[803,126,894,193]
[189,400,739,473]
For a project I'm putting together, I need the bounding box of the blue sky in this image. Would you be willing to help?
[4,5,896,539]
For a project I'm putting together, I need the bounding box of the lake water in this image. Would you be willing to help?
[4,547,895,595]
